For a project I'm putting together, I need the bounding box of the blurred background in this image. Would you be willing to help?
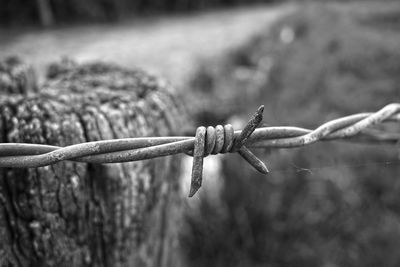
[1,0,400,266]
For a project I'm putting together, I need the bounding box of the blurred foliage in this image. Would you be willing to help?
[183,2,400,267]
[0,0,277,26]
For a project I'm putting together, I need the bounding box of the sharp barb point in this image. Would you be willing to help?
[188,185,200,197]
[238,147,269,175]
[234,105,265,150]
[259,162,269,174]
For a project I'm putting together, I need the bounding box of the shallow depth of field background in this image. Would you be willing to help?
[2,0,400,266]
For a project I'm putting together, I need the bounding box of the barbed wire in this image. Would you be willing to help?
[0,103,399,196]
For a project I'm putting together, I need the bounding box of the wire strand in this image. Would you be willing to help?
[1,103,399,197]
[0,103,399,168]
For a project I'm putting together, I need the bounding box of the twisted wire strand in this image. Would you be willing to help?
[0,103,399,170]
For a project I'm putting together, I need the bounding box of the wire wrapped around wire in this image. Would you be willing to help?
[0,103,399,197]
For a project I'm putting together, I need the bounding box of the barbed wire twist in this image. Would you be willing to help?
[0,103,399,197]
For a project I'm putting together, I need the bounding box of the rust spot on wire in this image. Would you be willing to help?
[0,103,400,197]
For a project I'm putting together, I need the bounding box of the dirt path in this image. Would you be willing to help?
[0,4,292,87]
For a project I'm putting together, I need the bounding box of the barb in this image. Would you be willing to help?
[0,103,400,197]
[188,105,267,197]
[189,127,206,197]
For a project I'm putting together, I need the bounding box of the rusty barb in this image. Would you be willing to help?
[1,103,400,197]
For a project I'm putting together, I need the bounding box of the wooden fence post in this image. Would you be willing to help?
[0,59,185,266]
[0,56,38,94]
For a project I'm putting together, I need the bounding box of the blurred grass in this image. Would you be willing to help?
[0,4,291,88]
[183,2,400,267]
[0,0,279,26]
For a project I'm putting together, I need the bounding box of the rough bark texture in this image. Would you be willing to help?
[0,57,38,95]
[0,59,185,266]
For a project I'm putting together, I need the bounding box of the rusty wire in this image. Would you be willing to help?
[0,103,400,197]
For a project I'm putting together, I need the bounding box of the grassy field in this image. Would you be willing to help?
[0,4,291,87]
[183,2,400,266]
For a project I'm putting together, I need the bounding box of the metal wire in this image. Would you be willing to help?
[0,103,399,196]
[0,103,399,168]
[188,105,267,197]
